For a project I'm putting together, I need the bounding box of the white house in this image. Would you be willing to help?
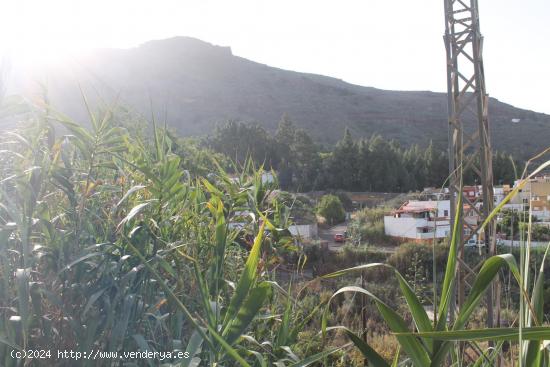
[288,224,318,240]
[384,200,451,241]
[229,211,318,240]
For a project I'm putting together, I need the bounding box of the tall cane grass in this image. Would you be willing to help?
[0,101,342,366]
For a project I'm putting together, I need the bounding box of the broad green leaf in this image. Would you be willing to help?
[224,282,272,345]
[16,268,30,332]
[202,178,224,197]
[222,223,265,328]
[117,202,150,231]
[431,254,521,366]
[247,350,267,367]
[437,192,462,332]
[287,345,346,367]
[212,198,227,298]
[205,323,251,367]
[181,330,203,367]
[525,242,550,366]
[322,262,433,350]
[60,252,102,273]
[394,270,433,351]
[276,295,292,348]
[115,185,146,210]
[397,326,550,342]
[457,255,519,330]
[82,288,107,317]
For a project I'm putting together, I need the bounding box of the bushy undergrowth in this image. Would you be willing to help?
[0,107,338,366]
[1,101,549,366]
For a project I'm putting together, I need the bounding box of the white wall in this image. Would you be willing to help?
[384,216,424,238]
[499,239,549,248]
[289,224,318,239]
[384,216,449,240]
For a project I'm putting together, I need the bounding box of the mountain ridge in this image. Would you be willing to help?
[5,36,549,158]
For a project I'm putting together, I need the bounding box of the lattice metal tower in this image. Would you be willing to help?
[443,0,497,328]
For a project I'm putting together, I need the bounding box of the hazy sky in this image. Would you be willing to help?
[1,0,549,114]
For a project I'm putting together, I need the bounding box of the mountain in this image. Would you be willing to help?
[5,36,550,158]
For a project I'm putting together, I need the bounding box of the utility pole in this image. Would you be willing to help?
[443,0,497,334]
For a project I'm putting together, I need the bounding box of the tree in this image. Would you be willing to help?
[532,225,550,242]
[291,128,320,191]
[209,120,279,168]
[325,128,359,190]
[169,135,231,178]
[275,113,296,146]
[424,140,448,187]
[368,135,399,191]
[274,114,296,189]
[403,144,426,190]
[317,194,346,225]
[493,151,517,185]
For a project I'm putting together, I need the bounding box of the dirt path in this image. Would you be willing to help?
[319,220,397,254]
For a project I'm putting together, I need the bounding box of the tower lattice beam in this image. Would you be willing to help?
[443,0,497,332]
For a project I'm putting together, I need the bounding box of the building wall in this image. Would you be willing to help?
[288,224,318,239]
[384,216,450,240]
[509,177,550,220]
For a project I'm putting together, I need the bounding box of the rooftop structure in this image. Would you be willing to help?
[384,200,451,242]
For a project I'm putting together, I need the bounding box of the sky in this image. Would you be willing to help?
[0,0,549,114]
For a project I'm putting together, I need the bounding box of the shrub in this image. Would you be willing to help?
[355,207,388,225]
[388,242,448,279]
[359,221,390,245]
[317,194,346,225]
[532,224,550,242]
[333,191,354,211]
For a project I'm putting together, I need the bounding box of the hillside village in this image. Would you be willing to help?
[265,175,550,248]
[384,176,550,245]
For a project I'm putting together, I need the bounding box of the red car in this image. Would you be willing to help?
[334,233,345,243]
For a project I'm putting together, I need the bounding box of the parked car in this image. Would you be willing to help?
[334,233,345,243]
[464,238,485,247]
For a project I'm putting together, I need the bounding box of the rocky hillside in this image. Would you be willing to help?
[5,37,549,158]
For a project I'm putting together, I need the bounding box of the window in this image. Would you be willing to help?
[444,210,449,217]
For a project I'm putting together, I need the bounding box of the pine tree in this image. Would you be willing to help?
[274,114,296,188]
[292,129,320,191]
[327,128,359,190]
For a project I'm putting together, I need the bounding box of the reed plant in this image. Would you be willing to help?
[0,103,338,366]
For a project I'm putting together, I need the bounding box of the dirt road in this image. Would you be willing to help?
[319,221,397,254]
[318,221,348,251]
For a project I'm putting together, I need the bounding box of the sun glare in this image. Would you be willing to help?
[0,1,100,68]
